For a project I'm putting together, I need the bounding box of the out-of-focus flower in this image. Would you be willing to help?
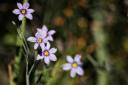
[63,7,73,17]
[77,36,86,49]
[53,16,65,27]
[37,25,56,42]
[27,30,49,49]
[12,2,34,21]
[62,55,84,78]
[36,42,57,65]
[78,0,87,8]
[77,17,87,29]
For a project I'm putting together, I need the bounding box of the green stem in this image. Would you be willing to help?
[86,54,98,67]
[23,0,28,3]
[15,0,30,85]
[29,61,36,76]
[22,1,29,85]
[21,17,26,35]
[91,14,109,85]
[22,0,29,84]
[21,13,29,85]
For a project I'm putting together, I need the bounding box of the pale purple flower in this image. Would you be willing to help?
[12,2,34,21]
[27,30,49,49]
[36,42,57,65]
[37,25,56,41]
[62,54,84,78]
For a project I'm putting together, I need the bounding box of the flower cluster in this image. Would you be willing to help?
[13,2,84,78]
[27,25,57,65]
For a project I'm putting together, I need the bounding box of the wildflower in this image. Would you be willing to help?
[37,25,56,41]
[27,30,49,49]
[36,42,57,65]
[62,55,84,78]
[12,2,34,21]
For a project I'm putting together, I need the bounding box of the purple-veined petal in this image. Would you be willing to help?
[74,54,82,65]
[27,37,36,42]
[34,43,39,49]
[17,3,23,9]
[40,43,45,50]
[47,36,53,41]
[44,57,50,65]
[76,67,84,76]
[37,29,47,39]
[27,9,35,13]
[13,9,20,15]
[45,42,50,50]
[23,2,30,9]
[35,32,41,38]
[36,30,47,38]
[36,55,43,60]
[66,56,73,63]
[25,13,33,20]
[49,48,57,53]
[37,28,47,38]
[70,68,77,78]
[49,54,57,61]
[43,38,48,43]
[42,25,48,32]
[48,30,56,35]
[62,63,71,71]
[37,28,42,33]
[18,14,24,21]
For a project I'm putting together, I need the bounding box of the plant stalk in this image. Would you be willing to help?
[91,15,109,85]
[22,0,29,85]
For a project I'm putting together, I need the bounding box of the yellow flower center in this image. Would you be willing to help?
[72,63,78,68]
[21,9,26,14]
[43,50,49,56]
[37,38,43,43]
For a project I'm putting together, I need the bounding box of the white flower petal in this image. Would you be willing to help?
[47,36,53,41]
[35,30,47,38]
[76,67,84,76]
[40,43,45,50]
[27,37,36,42]
[18,14,24,21]
[46,42,50,50]
[49,48,57,53]
[62,63,71,71]
[25,14,33,20]
[34,43,39,49]
[70,69,77,78]
[43,38,48,43]
[12,9,20,15]
[17,3,23,9]
[74,54,82,65]
[37,27,48,38]
[44,57,50,65]
[48,30,56,35]
[49,54,57,61]
[37,28,42,33]
[27,9,35,13]
[42,25,48,32]
[35,32,41,38]
[66,56,73,63]
[36,55,43,60]
[23,2,30,9]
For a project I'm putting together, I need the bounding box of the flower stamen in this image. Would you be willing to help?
[72,63,78,68]
[43,50,49,56]
[21,9,27,14]
[37,38,43,43]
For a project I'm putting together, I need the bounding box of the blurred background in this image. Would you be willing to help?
[0,0,128,85]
